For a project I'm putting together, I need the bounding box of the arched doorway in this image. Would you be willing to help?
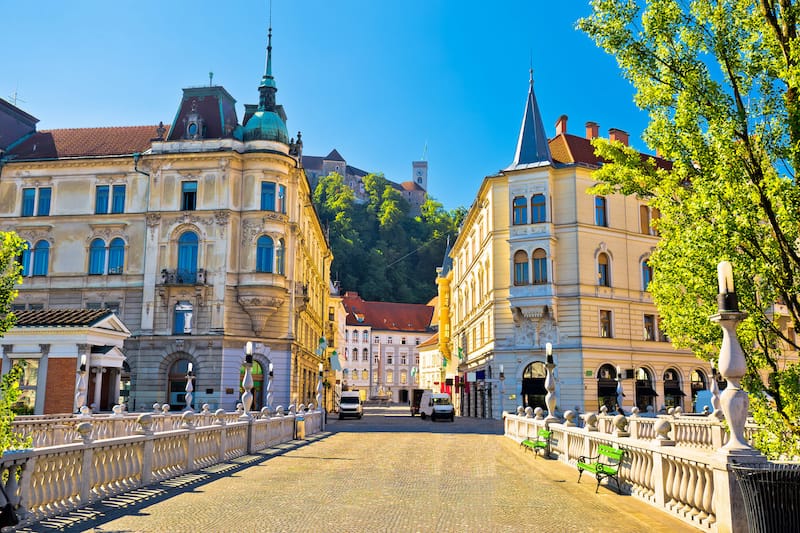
[597,364,620,411]
[663,368,684,409]
[168,358,192,410]
[635,367,657,412]
[240,360,265,410]
[691,369,707,411]
[521,362,547,409]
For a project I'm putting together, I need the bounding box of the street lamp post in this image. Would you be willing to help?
[317,363,323,412]
[75,354,87,414]
[711,261,754,454]
[241,341,254,420]
[544,342,558,423]
[266,362,274,412]
[185,362,194,412]
[499,364,505,417]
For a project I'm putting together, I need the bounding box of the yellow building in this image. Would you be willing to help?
[448,75,706,419]
[0,28,332,412]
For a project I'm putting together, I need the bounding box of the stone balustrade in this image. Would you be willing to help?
[10,404,301,447]
[505,412,759,533]
[0,408,322,527]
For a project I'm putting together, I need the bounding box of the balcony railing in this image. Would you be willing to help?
[160,268,206,285]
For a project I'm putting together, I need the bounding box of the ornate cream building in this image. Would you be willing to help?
[446,74,710,419]
[0,28,332,413]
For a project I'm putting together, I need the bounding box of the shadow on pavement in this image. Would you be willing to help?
[21,433,334,533]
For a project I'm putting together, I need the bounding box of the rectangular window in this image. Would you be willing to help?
[374,354,380,364]
[400,354,407,365]
[594,196,608,227]
[15,358,39,415]
[374,336,379,344]
[261,182,276,211]
[22,188,36,216]
[111,185,126,213]
[387,354,393,365]
[95,185,110,214]
[37,187,51,216]
[387,337,393,344]
[415,338,420,345]
[277,184,286,214]
[401,337,406,345]
[600,310,613,338]
[644,314,656,341]
[181,181,197,211]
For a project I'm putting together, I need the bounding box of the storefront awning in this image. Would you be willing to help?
[636,386,659,396]
[664,388,686,397]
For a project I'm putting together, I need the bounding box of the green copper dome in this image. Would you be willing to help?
[243,110,289,144]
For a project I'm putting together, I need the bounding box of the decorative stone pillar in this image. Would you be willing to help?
[185,363,194,412]
[544,343,558,424]
[241,342,254,420]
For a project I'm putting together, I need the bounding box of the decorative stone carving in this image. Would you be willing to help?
[146,213,161,228]
[512,306,536,347]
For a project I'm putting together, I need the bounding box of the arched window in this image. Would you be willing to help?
[168,358,193,410]
[691,369,707,411]
[532,248,548,284]
[32,240,49,276]
[362,369,368,381]
[109,238,125,274]
[276,238,285,275]
[594,196,608,226]
[531,194,546,223]
[513,250,529,285]
[362,330,368,342]
[663,368,683,409]
[512,196,527,225]
[598,252,610,287]
[597,363,620,411]
[256,235,274,273]
[635,368,657,412]
[642,259,653,291]
[88,239,106,275]
[362,348,368,361]
[177,231,199,282]
[19,241,31,277]
[521,362,547,409]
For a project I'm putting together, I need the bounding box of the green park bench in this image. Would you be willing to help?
[577,444,625,494]
[520,429,551,458]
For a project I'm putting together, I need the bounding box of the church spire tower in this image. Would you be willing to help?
[243,18,289,144]
[506,68,552,170]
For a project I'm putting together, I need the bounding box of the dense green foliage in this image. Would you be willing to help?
[0,231,28,451]
[580,0,800,457]
[313,172,465,303]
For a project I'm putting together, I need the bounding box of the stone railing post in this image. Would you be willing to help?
[136,414,155,486]
[650,448,668,508]
[76,422,94,505]
[181,412,196,473]
[214,409,227,463]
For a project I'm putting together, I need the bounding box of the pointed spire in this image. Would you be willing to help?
[507,69,552,170]
[258,26,278,111]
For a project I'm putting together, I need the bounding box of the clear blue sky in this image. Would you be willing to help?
[2,1,649,210]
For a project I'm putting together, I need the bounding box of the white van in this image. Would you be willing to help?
[338,390,363,420]
[419,391,455,422]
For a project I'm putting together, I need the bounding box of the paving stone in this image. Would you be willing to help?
[25,406,694,532]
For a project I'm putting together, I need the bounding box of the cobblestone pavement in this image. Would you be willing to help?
[27,406,694,533]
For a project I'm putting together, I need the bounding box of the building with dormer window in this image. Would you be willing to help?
[0,25,332,413]
[444,72,707,419]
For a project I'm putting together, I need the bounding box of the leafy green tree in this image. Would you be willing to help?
[579,0,800,457]
[0,231,29,451]
[313,172,464,303]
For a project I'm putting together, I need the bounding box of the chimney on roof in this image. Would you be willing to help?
[585,121,599,140]
[609,128,629,146]
[555,115,568,136]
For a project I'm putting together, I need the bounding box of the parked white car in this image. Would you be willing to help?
[419,391,455,422]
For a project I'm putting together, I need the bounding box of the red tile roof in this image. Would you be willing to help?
[6,125,164,160]
[548,133,672,170]
[417,331,439,348]
[342,292,434,332]
[12,308,114,327]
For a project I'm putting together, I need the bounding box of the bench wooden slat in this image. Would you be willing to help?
[576,445,625,494]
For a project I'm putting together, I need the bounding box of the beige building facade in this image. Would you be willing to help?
[0,29,332,412]
[448,77,709,419]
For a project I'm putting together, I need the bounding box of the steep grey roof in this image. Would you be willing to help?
[506,75,552,170]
